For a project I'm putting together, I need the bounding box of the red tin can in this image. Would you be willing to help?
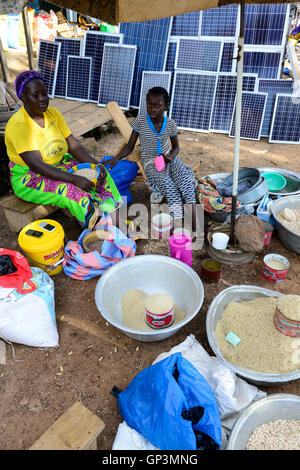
[145,306,174,329]
[273,308,300,337]
[261,254,289,283]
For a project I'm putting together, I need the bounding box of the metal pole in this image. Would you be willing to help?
[22,4,34,70]
[230,0,244,242]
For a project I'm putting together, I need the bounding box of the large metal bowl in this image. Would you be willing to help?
[226,394,300,450]
[259,167,300,196]
[271,194,300,254]
[206,285,300,386]
[95,255,204,342]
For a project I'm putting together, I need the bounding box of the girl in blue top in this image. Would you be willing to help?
[106,87,196,223]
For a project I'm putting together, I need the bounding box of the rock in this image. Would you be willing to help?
[234,215,265,252]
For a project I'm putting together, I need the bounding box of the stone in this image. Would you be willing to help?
[234,214,265,252]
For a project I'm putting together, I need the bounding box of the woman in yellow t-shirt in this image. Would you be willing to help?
[5,70,122,229]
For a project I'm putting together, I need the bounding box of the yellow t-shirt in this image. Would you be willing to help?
[5,106,72,166]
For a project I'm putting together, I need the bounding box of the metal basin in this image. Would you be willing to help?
[259,167,300,196]
[206,285,300,386]
[226,394,300,450]
[271,194,300,254]
[95,255,204,342]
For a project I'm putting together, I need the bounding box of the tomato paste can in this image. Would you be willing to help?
[145,305,174,329]
[261,254,289,283]
[273,308,300,337]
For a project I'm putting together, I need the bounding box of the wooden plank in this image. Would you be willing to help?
[106,101,132,142]
[50,98,85,114]
[29,401,105,450]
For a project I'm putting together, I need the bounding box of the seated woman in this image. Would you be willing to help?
[4,70,122,230]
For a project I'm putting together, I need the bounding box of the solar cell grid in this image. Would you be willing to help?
[37,40,61,98]
[244,3,289,46]
[83,31,123,102]
[269,94,300,144]
[120,18,172,108]
[243,49,283,79]
[170,70,217,132]
[66,56,92,102]
[54,37,82,98]
[175,38,223,72]
[229,91,267,140]
[200,4,239,38]
[171,11,200,37]
[98,44,137,110]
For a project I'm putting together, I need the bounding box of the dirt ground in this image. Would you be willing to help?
[0,126,300,451]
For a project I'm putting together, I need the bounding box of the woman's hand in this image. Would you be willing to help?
[71,174,95,192]
[97,164,107,184]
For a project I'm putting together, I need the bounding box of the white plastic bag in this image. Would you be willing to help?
[0,267,59,348]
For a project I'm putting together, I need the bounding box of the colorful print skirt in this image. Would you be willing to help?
[9,154,122,227]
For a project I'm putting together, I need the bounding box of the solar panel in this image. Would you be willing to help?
[66,56,92,102]
[54,37,82,98]
[98,44,137,110]
[165,39,178,95]
[220,41,237,73]
[244,3,290,46]
[120,18,172,108]
[36,40,61,99]
[229,91,267,140]
[258,79,294,137]
[171,11,200,37]
[243,49,283,79]
[169,70,217,132]
[210,73,258,133]
[138,71,171,115]
[269,94,300,144]
[175,38,223,72]
[83,31,123,102]
[200,4,240,38]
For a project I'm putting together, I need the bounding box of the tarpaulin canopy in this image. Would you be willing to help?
[48,0,291,24]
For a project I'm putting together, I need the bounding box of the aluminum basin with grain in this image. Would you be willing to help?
[95,255,204,342]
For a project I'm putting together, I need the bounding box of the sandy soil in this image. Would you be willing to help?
[0,49,299,451]
[0,127,299,451]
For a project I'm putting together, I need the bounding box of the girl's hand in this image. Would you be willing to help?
[163,153,172,164]
[103,156,120,170]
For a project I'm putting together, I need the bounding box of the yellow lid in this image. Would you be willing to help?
[18,219,65,253]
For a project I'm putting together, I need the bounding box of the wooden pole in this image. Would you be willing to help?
[22,5,34,70]
[0,37,10,84]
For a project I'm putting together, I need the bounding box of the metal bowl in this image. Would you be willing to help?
[95,254,204,342]
[226,394,300,450]
[259,167,300,196]
[206,285,300,386]
[271,195,300,254]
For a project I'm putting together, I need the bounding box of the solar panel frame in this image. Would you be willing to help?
[269,94,300,144]
[164,38,178,96]
[66,55,92,102]
[219,39,238,73]
[210,73,258,134]
[36,40,61,99]
[258,78,294,137]
[243,47,284,79]
[229,91,268,141]
[119,18,173,108]
[169,70,218,133]
[175,37,224,73]
[97,44,137,110]
[138,71,172,115]
[199,4,240,39]
[170,11,201,38]
[54,37,82,98]
[83,30,124,103]
[244,3,290,47]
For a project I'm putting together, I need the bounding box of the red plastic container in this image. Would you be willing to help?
[261,254,290,283]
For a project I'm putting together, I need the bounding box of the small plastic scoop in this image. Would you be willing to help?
[154,155,165,172]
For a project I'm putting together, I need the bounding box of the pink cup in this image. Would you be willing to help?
[154,155,165,172]
[169,233,192,267]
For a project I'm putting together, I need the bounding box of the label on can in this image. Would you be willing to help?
[145,307,174,329]
[273,308,300,337]
[261,263,288,283]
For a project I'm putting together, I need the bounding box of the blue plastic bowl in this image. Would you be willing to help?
[262,172,287,192]
[68,163,100,185]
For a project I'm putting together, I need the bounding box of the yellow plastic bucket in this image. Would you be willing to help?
[18,219,65,276]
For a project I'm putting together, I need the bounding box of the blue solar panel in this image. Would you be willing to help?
[83,31,123,102]
[54,38,82,97]
[120,18,172,108]
[258,79,294,137]
[230,91,267,140]
[200,4,239,38]
[66,56,92,102]
[171,11,200,37]
[220,41,236,73]
[37,40,61,99]
[176,38,223,72]
[165,39,178,95]
[269,94,300,144]
[139,71,171,115]
[244,4,289,46]
[243,50,283,79]
[170,71,217,132]
[98,44,137,110]
[210,74,258,133]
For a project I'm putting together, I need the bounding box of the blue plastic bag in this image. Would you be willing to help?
[100,155,138,204]
[116,352,222,450]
